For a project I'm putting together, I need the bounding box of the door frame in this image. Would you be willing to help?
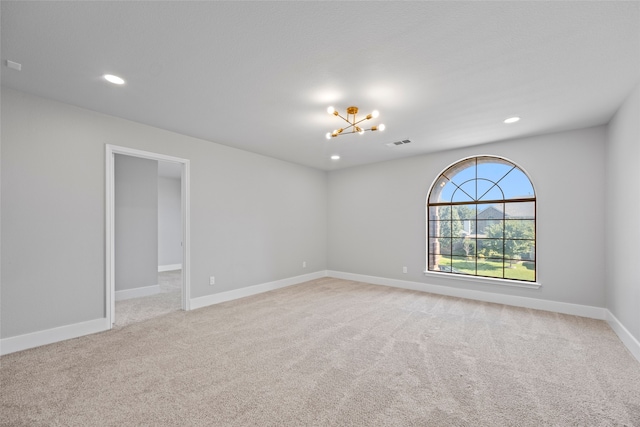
[105,144,191,327]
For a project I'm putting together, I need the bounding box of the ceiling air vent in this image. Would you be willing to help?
[385,139,412,147]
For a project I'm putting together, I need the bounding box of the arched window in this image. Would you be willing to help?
[427,156,536,282]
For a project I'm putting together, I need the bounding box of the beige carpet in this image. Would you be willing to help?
[114,270,182,328]
[2,277,639,426]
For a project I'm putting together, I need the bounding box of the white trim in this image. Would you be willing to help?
[105,144,191,327]
[5,271,637,364]
[181,161,191,310]
[115,284,161,301]
[0,318,109,356]
[424,271,541,289]
[158,264,182,272]
[606,311,640,363]
[328,270,606,320]
[190,270,327,310]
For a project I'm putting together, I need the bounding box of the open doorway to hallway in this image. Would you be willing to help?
[105,144,191,329]
[113,157,183,327]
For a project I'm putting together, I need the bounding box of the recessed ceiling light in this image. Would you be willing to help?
[104,74,125,85]
[504,117,520,124]
[331,155,340,160]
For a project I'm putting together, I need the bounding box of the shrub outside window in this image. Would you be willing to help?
[427,156,536,282]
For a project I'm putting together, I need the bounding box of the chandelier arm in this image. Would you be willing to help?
[334,116,370,132]
[332,127,377,137]
[351,117,370,127]
[333,113,353,125]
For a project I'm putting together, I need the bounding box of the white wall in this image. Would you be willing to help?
[0,88,328,339]
[158,175,182,268]
[328,126,607,307]
[115,154,158,291]
[606,82,640,343]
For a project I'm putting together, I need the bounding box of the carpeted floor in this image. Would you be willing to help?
[114,270,182,328]
[2,277,639,426]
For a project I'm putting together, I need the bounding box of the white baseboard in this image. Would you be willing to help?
[0,318,109,356]
[190,270,327,310]
[327,270,607,320]
[158,264,182,272]
[7,269,637,365]
[115,284,161,301]
[606,311,640,363]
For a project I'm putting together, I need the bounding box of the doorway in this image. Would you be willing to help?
[105,145,190,328]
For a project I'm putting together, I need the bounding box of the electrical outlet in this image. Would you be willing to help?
[303,261,307,268]
[402,266,407,274]
[209,276,215,286]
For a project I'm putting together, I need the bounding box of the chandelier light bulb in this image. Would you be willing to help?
[378,124,386,131]
[326,132,332,140]
[372,110,380,118]
[327,106,335,115]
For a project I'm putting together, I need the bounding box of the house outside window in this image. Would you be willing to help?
[427,156,536,282]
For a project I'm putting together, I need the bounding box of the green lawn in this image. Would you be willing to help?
[437,256,535,282]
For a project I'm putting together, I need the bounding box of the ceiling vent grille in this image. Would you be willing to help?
[385,139,412,147]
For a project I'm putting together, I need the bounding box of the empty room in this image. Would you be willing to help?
[1,2,639,425]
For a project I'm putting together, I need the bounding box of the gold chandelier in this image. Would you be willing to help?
[325,106,385,139]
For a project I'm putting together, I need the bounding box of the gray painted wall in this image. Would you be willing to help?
[328,126,607,307]
[115,154,158,291]
[3,85,637,346]
[158,176,182,268]
[1,88,328,338]
[606,82,640,342]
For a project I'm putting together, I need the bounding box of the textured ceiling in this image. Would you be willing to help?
[2,2,639,171]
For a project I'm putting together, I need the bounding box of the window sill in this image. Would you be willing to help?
[423,270,542,289]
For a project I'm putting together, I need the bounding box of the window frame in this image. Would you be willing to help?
[425,155,540,288]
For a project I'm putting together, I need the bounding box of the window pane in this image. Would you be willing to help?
[429,220,450,238]
[477,239,503,257]
[430,179,457,203]
[504,239,535,261]
[477,219,503,237]
[454,205,476,220]
[477,258,504,278]
[477,159,515,183]
[459,238,476,256]
[458,180,476,201]
[478,185,504,202]
[477,203,504,220]
[476,179,500,201]
[505,202,535,219]
[504,262,535,281]
[451,256,474,275]
[451,219,465,238]
[499,168,535,199]
[428,206,437,219]
[434,255,452,272]
[452,187,474,203]
[447,163,476,187]
[428,237,444,255]
[438,237,452,254]
[429,205,450,220]
[504,220,535,240]
[523,243,536,261]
